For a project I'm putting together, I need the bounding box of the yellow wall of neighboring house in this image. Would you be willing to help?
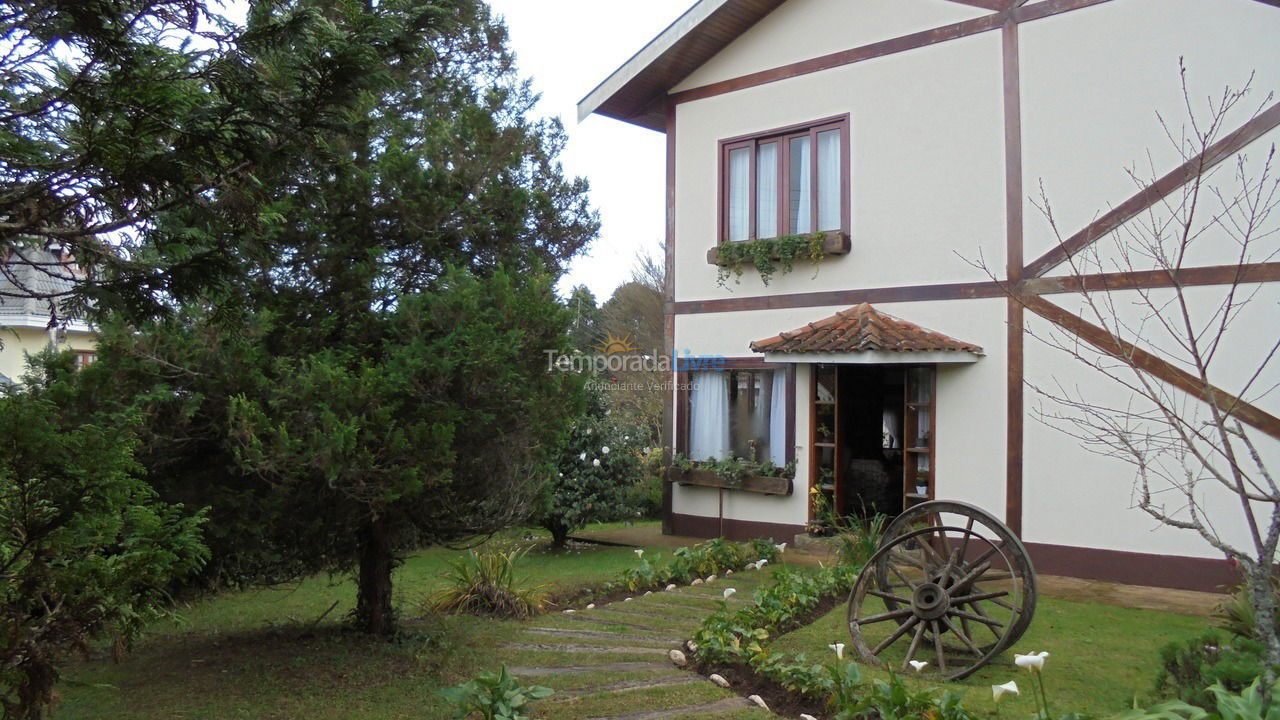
[0,325,97,384]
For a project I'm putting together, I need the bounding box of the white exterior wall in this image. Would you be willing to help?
[0,325,96,383]
[662,0,1280,563]
[673,28,1006,303]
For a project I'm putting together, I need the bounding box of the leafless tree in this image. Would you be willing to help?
[1013,66,1280,695]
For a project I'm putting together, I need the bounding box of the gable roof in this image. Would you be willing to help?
[750,303,983,355]
[0,247,88,330]
[577,0,785,132]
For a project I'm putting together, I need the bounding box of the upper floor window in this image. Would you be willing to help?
[720,115,849,243]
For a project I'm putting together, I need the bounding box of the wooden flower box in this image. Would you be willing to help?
[665,466,793,496]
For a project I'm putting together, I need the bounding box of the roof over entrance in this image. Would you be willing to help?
[576,0,786,131]
[750,303,983,364]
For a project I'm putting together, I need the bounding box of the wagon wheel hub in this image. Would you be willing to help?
[911,582,950,620]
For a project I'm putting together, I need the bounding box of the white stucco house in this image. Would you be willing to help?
[579,0,1280,591]
[0,246,96,384]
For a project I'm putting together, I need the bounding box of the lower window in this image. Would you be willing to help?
[686,368,790,464]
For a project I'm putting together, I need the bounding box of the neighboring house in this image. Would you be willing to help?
[0,246,96,383]
[579,0,1280,591]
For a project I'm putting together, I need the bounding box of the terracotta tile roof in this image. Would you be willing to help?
[750,303,983,355]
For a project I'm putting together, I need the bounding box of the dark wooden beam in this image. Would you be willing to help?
[941,0,1009,11]
[667,280,1008,315]
[668,0,1114,107]
[1003,18,1025,536]
[661,100,677,536]
[1025,262,1280,295]
[1024,101,1280,279]
[1021,295,1280,440]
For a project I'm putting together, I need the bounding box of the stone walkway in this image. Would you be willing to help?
[508,567,781,719]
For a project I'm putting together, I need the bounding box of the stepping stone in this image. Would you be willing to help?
[524,627,683,645]
[562,612,667,633]
[508,662,670,677]
[502,642,669,655]
[592,606,702,626]
[546,673,698,700]
[584,696,752,719]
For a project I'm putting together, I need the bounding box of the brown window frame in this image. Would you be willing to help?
[717,114,851,245]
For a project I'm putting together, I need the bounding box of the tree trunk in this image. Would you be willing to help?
[549,523,569,549]
[1250,563,1279,707]
[356,515,395,635]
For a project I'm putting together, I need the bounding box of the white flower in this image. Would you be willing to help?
[634,548,644,558]
[585,428,593,435]
[643,447,651,454]
[828,642,845,660]
[754,559,769,570]
[624,435,630,441]
[1014,651,1049,671]
[602,446,610,454]
[908,660,928,673]
[593,458,601,467]
[579,452,587,461]
[992,680,1020,701]
[775,542,787,553]
[723,588,737,599]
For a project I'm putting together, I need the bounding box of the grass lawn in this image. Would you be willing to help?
[53,526,665,720]
[771,594,1207,716]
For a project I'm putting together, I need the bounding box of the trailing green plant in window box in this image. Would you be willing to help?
[713,232,829,287]
[669,453,796,492]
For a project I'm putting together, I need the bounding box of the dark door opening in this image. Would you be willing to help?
[810,364,936,528]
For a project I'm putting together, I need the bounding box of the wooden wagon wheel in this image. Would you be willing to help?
[846,522,1033,680]
[877,500,1037,650]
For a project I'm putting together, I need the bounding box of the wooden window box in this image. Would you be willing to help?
[706,230,851,265]
[665,466,793,496]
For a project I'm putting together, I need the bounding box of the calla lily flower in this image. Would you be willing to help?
[634,548,644,558]
[908,660,928,673]
[828,642,845,660]
[1014,651,1049,671]
[775,543,787,553]
[579,452,586,461]
[992,680,1019,701]
[723,588,736,599]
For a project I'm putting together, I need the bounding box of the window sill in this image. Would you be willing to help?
[665,466,793,496]
[705,230,850,265]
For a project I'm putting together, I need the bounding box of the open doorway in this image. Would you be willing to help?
[810,364,936,527]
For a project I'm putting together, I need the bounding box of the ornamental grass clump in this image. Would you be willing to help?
[431,546,547,620]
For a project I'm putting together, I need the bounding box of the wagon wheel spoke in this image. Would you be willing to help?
[855,607,915,626]
[902,621,928,670]
[868,588,912,605]
[950,589,1009,605]
[931,620,947,673]
[950,607,1005,631]
[871,615,919,655]
[940,615,983,655]
[887,561,919,590]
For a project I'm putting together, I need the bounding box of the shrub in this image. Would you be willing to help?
[439,665,552,720]
[835,513,888,568]
[1153,630,1263,707]
[431,546,547,620]
[1120,676,1280,720]
[1213,580,1280,642]
[540,391,643,547]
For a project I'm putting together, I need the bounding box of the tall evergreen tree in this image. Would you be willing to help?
[81,0,597,635]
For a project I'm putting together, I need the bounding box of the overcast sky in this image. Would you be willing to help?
[484,1,692,300]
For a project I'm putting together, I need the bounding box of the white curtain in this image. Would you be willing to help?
[756,142,778,238]
[690,371,731,460]
[789,136,811,233]
[817,129,841,231]
[769,368,786,465]
[728,148,750,242]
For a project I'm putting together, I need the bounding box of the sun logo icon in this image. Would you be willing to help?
[594,331,639,355]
